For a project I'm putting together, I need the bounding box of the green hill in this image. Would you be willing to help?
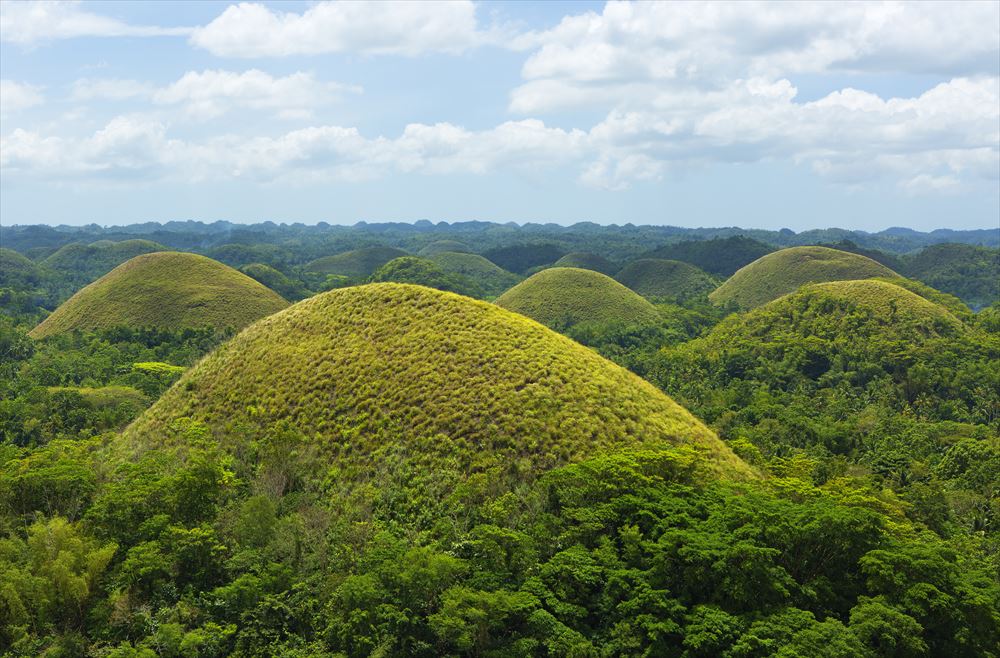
[239,263,311,301]
[304,246,408,278]
[483,243,566,274]
[903,243,999,309]
[417,240,472,256]
[643,236,775,277]
[710,246,899,309]
[0,248,43,289]
[30,252,289,339]
[41,239,167,287]
[615,259,718,301]
[123,283,753,483]
[428,251,522,297]
[496,267,662,331]
[370,257,482,297]
[552,252,619,276]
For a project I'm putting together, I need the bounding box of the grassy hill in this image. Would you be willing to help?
[903,243,999,309]
[496,267,662,330]
[30,252,289,339]
[370,256,482,297]
[417,240,472,256]
[709,246,899,309]
[615,258,718,301]
[643,236,775,277]
[304,246,408,278]
[552,252,619,276]
[483,243,566,274]
[41,239,167,287]
[0,248,43,289]
[239,263,311,301]
[123,283,753,483]
[428,251,522,298]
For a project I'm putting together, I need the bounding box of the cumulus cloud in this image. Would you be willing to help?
[190,0,500,57]
[0,0,190,44]
[67,70,358,120]
[0,80,44,115]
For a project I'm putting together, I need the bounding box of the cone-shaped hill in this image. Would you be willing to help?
[496,267,661,330]
[615,259,718,301]
[0,248,43,288]
[428,251,522,297]
[123,284,753,482]
[30,252,289,339]
[305,246,408,278]
[418,240,472,256]
[689,280,965,363]
[552,252,619,276]
[710,246,899,309]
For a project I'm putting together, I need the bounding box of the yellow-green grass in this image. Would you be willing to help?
[871,277,972,320]
[47,385,149,409]
[30,252,289,339]
[693,280,965,355]
[496,267,662,330]
[304,246,408,277]
[122,283,754,482]
[709,246,899,309]
[552,252,619,276]
[615,259,718,301]
[418,240,472,256]
[428,251,522,297]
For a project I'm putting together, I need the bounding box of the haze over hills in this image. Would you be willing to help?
[496,267,662,331]
[123,283,754,483]
[29,252,289,338]
[710,246,901,309]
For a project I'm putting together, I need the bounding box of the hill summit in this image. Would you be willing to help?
[496,267,661,330]
[124,283,753,482]
[30,252,288,338]
[615,258,718,301]
[709,246,899,309]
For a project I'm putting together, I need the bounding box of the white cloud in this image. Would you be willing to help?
[67,70,358,120]
[190,0,500,57]
[0,80,44,115]
[0,0,190,44]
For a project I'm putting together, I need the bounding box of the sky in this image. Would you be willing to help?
[1,0,998,230]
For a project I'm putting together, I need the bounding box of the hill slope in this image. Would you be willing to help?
[710,246,899,309]
[643,236,775,277]
[123,283,752,481]
[304,246,408,278]
[496,267,661,330]
[41,239,167,286]
[615,259,718,301]
[903,243,999,309]
[417,240,472,256]
[30,252,288,338]
[428,251,521,297]
[552,252,619,276]
[0,248,43,289]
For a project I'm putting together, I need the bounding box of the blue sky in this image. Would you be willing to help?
[1,0,998,230]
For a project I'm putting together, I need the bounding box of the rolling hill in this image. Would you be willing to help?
[428,251,522,297]
[615,258,718,301]
[304,246,408,278]
[0,248,43,289]
[496,267,662,330]
[902,243,999,309]
[41,239,167,287]
[123,283,753,483]
[709,246,899,309]
[643,236,775,277]
[417,240,472,256]
[239,263,311,301]
[370,256,482,297]
[552,252,619,276]
[29,252,289,338]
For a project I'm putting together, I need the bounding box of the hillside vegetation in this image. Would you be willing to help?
[417,240,472,256]
[483,243,566,274]
[124,283,752,482]
[710,246,900,309]
[304,246,408,277]
[643,236,775,276]
[29,252,288,339]
[496,267,662,331]
[41,239,167,287]
[428,251,521,297]
[369,257,482,297]
[615,258,718,301]
[903,243,999,309]
[0,248,43,289]
[239,263,311,301]
[552,252,619,276]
